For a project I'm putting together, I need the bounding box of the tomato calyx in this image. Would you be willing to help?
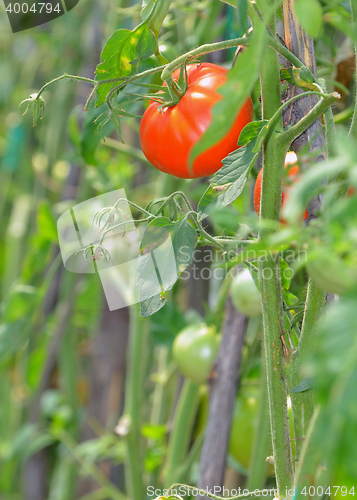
[127,62,189,111]
[157,62,189,110]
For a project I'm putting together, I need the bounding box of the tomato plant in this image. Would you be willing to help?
[254,151,309,223]
[16,0,357,494]
[139,63,253,178]
[172,323,220,385]
[230,268,262,317]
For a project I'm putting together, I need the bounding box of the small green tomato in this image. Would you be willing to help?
[231,268,262,317]
[172,323,220,385]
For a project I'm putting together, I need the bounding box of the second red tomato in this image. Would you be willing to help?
[254,151,309,223]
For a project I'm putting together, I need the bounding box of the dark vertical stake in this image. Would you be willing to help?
[197,299,248,496]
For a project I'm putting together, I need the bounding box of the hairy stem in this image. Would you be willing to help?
[257,1,294,493]
[279,93,340,149]
[288,280,326,463]
[293,407,322,498]
[247,351,271,491]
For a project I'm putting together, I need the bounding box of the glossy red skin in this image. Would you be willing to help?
[139,63,253,179]
[254,156,309,223]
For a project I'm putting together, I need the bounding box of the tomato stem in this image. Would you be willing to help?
[278,93,340,150]
[288,280,326,463]
[247,351,271,491]
[293,407,323,496]
[253,1,294,494]
[31,33,307,116]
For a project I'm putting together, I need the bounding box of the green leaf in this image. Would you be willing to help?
[216,172,248,208]
[140,294,166,318]
[95,23,156,106]
[238,120,269,146]
[290,377,314,393]
[197,186,218,221]
[293,0,323,39]
[198,140,258,216]
[282,289,298,307]
[280,68,296,86]
[298,66,314,86]
[252,122,270,153]
[137,216,197,317]
[280,258,292,290]
[189,24,266,171]
[214,141,258,207]
[211,139,258,186]
[280,66,316,90]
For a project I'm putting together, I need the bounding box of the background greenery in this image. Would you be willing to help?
[1,0,357,499]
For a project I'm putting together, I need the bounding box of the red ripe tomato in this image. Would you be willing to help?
[139,63,253,179]
[253,151,309,223]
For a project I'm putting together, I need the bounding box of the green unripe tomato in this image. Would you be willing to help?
[228,386,259,469]
[306,253,357,295]
[172,323,220,385]
[231,268,262,317]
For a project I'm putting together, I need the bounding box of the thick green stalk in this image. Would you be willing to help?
[293,407,322,499]
[123,305,146,500]
[163,379,200,488]
[257,4,294,494]
[278,93,340,150]
[247,353,271,491]
[288,280,326,463]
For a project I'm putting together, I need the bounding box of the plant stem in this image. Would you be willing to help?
[247,351,271,492]
[293,407,322,499]
[33,33,305,110]
[288,280,326,463]
[123,305,146,500]
[163,379,200,488]
[100,137,151,164]
[278,93,340,149]
[323,104,337,158]
[268,35,305,69]
[36,73,96,98]
[256,1,294,493]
